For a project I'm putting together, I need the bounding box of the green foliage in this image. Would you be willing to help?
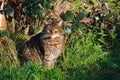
[24,0,55,18]
[61,11,87,31]
[61,11,74,21]
[73,23,86,30]
[75,12,86,22]
[5,5,14,17]
[0,0,120,80]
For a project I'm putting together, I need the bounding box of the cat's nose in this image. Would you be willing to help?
[52,31,58,34]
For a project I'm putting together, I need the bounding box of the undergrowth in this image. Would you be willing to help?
[0,30,120,80]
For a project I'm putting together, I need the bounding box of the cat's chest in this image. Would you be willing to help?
[43,37,63,49]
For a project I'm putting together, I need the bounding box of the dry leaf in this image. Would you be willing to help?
[80,18,91,23]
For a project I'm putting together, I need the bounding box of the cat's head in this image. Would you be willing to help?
[42,21,63,38]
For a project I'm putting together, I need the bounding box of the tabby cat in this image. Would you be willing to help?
[18,21,64,69]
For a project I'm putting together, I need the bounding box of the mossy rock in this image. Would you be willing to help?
[0,36,19,68]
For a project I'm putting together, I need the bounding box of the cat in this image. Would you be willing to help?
[18,21,64,69]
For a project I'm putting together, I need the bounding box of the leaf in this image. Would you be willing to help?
[47,0,56,3]
[80,18,91,23]
[38,10,46,18]
[73,23,86,30]
[75,12,86,22]
[32,9,46,18]
[5,5,14,17]
[24,1,33,9]
[31,0,40,3]
[41,0,47,8]
[33,9,40,15]
[61,11,74,21]
[46,3,53,9]
[32,74,40,80]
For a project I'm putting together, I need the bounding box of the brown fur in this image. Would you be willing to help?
[18,21,64,69]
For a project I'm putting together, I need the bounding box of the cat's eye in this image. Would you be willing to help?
[47,30,53,33]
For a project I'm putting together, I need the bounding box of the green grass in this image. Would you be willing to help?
[0,30,120,80]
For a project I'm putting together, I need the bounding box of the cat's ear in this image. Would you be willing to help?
[57,21,63,27]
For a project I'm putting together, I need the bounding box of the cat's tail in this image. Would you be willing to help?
[35,32,51,40]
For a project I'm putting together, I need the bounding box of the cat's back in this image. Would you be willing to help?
[18,32,51,65]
